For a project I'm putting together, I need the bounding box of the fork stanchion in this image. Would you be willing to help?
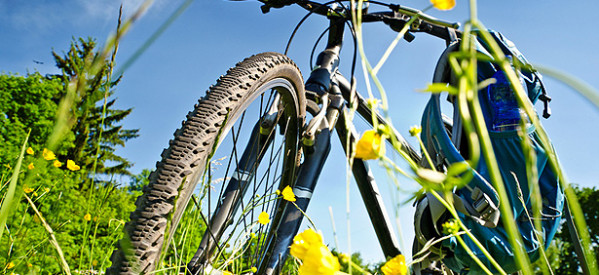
[334,108,402,258]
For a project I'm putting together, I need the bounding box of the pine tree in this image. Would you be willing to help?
[52,37,139,176]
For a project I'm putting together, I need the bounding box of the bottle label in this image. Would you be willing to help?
[487,70,529,132]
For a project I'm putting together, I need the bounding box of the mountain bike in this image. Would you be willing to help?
[107,1,460,274]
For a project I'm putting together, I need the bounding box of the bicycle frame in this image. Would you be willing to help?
[188,2,461,274]
[255,7,456,273]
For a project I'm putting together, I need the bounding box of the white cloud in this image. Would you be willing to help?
[1,1,64,32]
[77,0,146,20]
[0,0,173,34]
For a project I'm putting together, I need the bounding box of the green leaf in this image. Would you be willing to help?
[446,161,470,178]
[416,168,446,184]
[418,83,458,95]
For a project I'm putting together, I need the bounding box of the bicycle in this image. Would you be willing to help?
[107,1,461,274]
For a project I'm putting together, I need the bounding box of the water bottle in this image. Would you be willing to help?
[487,69,529,132]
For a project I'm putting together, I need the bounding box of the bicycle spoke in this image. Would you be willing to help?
[254,118,290,263]
[196,88,289,270]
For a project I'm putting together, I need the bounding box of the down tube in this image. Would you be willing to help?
[334,108,402,259]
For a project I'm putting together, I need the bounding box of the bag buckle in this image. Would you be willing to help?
[471,187,500,226]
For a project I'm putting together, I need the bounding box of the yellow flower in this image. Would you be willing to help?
[338,253,350,263]
[44,187,50,193]
[84,213,92,221]
[442,219,460,235]
[67,159,80,171]
[23,186,34,193]
[381,254,407,275]
[27,262,33,268]
[366,98,379,109]
[258,211,270,225]
[43,148,56,160]
[354,130,385,160]
[53,160,63,168]
[282,185,296,202]
[92,260,98,266]
[409,125,422,137]
[6,262,15,269]
[430,0,455,10]
[250,267,257,273]
[290,228,324,260]
[290,229,340,275]
[28,162,35,170]
[26,147,34,155]
[275,189,281,195]
[298,244,340,275]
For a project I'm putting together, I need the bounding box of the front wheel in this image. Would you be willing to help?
[108,52,305,274]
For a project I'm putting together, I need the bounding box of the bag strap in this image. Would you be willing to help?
[424,37,501,228]
[426,188,500,231]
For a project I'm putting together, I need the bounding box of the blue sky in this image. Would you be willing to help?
[2,0,599,264]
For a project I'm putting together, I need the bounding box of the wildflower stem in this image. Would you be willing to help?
[84,7,124,269]
[24,194,72,275]
[292,201,317,230]
[454,234,494,275]
[416,135,436,171]
[329,206,340,250]
[349,260,372,275]
[372,8,427,75]
[519,124,553,275]
[114,0,193,78]
[381,155,416,180]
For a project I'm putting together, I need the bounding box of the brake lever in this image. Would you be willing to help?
[381,13,416,42]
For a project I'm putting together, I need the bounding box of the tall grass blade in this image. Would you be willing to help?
[0,131,30,241]
[535,65,599,109]
[114,0,194,78]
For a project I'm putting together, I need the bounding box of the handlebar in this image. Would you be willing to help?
[388,4,459,29]
[259,0,460,41]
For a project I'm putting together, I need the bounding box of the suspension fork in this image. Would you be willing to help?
[333,71,418,258]
[304,15,344,99]
[334,104,403,258]
[259,127,332,274]
[257,16,347,274]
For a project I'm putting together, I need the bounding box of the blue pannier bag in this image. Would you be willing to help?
[414,30,564,274]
